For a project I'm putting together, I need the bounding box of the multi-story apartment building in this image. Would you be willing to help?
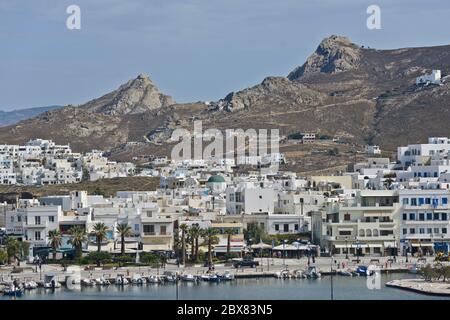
[398,189,450,255]
[323,190,400,257]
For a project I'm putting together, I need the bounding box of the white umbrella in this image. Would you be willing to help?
[250,241,272,250]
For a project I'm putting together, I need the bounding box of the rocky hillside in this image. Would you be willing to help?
[0,105,61,127]
[0,35,450,171]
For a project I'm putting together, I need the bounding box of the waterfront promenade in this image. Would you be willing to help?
[0,255,437,284]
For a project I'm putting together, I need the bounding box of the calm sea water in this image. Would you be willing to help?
[3,274,449,300]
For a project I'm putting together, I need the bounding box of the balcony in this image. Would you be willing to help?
[26,221,48,229]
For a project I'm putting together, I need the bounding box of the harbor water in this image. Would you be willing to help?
[2,273,449,300]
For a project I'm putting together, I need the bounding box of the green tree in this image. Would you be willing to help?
[92,222,109,253]
[48,229,62,260]
[201,228,219,265]
[179,224,188,265]
[188,225,201,262]
[6,237,21,265]
[116,223,133,255]
[224,228,237,258]
[68,226,87,259]
[244,223,266,244]
[0,249,7,265]
[87,251,111,265]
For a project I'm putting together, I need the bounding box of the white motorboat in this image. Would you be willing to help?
[338,269,353,277]
[24,281,38,290]
[131,275,147,285]
[305,266,321,279]
[81,278,95,286]
[219,271,235,281]
[180,273,197,282]
[115,276,129,285]
[147,275,161,284]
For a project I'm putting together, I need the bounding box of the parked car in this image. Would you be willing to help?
[233,259,259,269]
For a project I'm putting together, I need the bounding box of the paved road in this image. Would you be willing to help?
[0,255,441,284]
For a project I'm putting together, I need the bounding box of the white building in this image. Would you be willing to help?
[416,69,441,85]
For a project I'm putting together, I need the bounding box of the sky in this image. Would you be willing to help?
[1,0,450,111]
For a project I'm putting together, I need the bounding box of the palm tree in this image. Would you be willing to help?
[116,223,133,255]
[92,222,109,253]
[179,224,189,266]
[68,226,86,259]
[188,225,201,262]
[224,228,237,258]
[48,229,62,260]
[202,228,219,265]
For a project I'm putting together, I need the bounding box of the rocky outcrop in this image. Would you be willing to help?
[288,35,361,80]
[219,76,326,112]
[83,73,175,115]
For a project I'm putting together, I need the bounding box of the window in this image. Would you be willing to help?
[409,213,415,221]
[402,198,409,205]
[409,228,415,234]
[418,198,424,205]
[419,213,425,221]
[425,198,431,205]
[434,213,440,220]
[10,216,14,223]
[294,224,299,231]
[344,214,351,221]
[442,213,448,221]
[427,213,433,220]
[35,231,41,241]
[443,228,448,234]
[419,228,425,234]
[17,216,21,222]
[443,197,448,205]
[275,224,279,231]
[283,224,289,232]
[427,228,432,234]
[434,228,440,234]
[35,216,41,225]
[411,198,417,206]
[143,225,155,235]
[403,229,407,235]
[48,216,55,223]
[160,226,167,235]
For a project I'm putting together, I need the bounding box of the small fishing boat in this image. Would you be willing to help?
[3,285,23,297]
[163,271,178,283]
[218,271,235,281]
[338,269,353,277]
[305,266,321,279]
[180,273,197,282]
[356,266,373,276]
[131,275,147,285]
[147,275,161,284]
[115,276,129,285]
[201,273,220,282]
[81,278,95,286]
[24,281,38,289]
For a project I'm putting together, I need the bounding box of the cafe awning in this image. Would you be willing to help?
[250,242,272,250]
[411,243,434,247]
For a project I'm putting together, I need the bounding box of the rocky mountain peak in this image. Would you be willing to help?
[83,73,175,116]
[288,35,361,80]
